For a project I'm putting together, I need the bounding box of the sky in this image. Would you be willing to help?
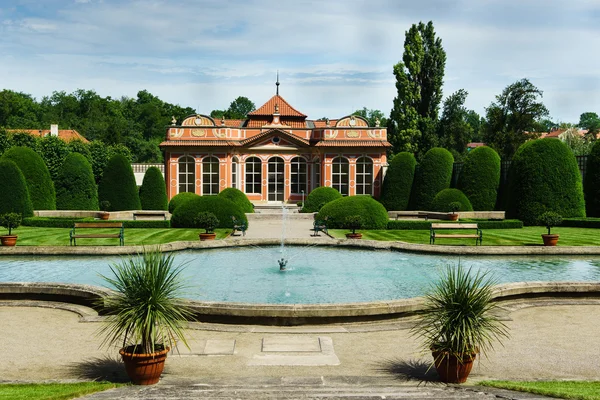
[1,0,599,123]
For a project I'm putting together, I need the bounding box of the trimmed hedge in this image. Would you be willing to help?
[55,153,99,210]
[0,159,34,217]
[457,146,501,211]
[168,192,200,214]
[171,196,247,229]
[302,187,343,212]
[1,146,56,210]
[316,196,388,229]
[386,219,523,230]
[507,138,585,225]
[430,189,473,212]
[218,188,254,213]
[22,217,171,228]
[379,152,417,211]
[584,140,600,217]
[410,147,454,211]
[139,167,168,211]
[562,218,600,229]
[98,154,141,211]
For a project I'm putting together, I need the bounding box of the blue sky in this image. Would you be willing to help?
[1,0,599,122]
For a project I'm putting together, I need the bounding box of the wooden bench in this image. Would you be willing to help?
[70,222,125,246]
[231,216,247,236]
[132,211,167,221]
[430,223,482,245]
[312,218,329,237]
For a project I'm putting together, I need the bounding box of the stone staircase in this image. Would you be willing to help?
[249,203,315,220]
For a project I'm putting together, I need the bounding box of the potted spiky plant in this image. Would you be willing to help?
[411,264,509,383]
[343,215,363,239]
[538,211,562,246]
[98,248,194,385]
[194,212,219,241]
[0,213,22,246]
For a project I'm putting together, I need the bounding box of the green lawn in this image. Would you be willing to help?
[0,382,122,400]
[481,380,600,400]
[329,227,600,246]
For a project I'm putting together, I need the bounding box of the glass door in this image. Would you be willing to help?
[268,157,284,202]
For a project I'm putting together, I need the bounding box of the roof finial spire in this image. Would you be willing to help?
[276,70,280,95]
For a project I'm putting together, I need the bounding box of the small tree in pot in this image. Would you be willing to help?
[538,211,563,246]
[194,211,219,241]
[99,200,111,220]
[0,213,22,246]
[343,215,364,239]
[448,201,461,221]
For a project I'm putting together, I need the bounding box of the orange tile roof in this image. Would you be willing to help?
[160,140,241,147]
[221,119,244,128]
[7,129,89,143]
[240,129,310,146]
[466,142,486,148]
[248,94,307,117]
[312,120,338,128]
[315,140,391,147]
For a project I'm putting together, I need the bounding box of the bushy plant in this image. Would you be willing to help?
[2,146,56,210]
[139,167,168,211]
[537,211,562,235]
[0,213,22,235]
[410,148,454,211]
[217,188,254,213]
[302,187,342,213]
[168,192,200,214]
[584,140,600,217]
[39,135,69,181]
[379,152,417,211]
[98,154,141,211]
[342,215,363,234]
[316,196,388,229]
[457,146,501,211]
[430,189,474,213]
[507,138,585,225]
[55,152,98,210]
[194,212,219,233]
[0,159,33,217]
[171,195,247,229]
[100,200,111,212]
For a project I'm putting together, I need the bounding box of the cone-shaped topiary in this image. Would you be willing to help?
[302,187,343,212]
[431,189,474,212]
[55,153,98,210]
[379,152,417,211]
[98,154,141,211]
[171,195,247,229]
[507,138,585,225]
[168,192,200,214]
[217,188,254,213]
[584,140,600,217]
[457,146,501,211]
[410,148,454,211]
[1,146,56,210]
[0,159,33,217]
[139,167,168,211]
[316,196,388,229]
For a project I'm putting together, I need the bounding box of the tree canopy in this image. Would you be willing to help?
[578,112,600,139]
[352,108,387,127]
[437,89,473,156]
[210,96,255,120]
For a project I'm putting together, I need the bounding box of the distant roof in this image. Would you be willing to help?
[6,128,89,143]
[466,142,485,148]
[248,94,307,118]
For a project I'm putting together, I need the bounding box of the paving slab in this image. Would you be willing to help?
[262,336,321,352]
[248,336,340,366]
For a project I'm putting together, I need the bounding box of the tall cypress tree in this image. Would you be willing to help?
[98,154,141,211]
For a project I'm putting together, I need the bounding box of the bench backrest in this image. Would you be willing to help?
[73,222,124,228]
[431,223,478,229]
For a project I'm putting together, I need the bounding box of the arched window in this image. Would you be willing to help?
[231,157,239,189]
[245,156,262,194]
[202,156,220,195]
[355,157,373,195]
[178,155,195,193]
[290,157,307,194]
[331,156,349,196]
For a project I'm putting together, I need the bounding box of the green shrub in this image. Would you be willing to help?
[507,138,585,225]
[21,217,170,229]
[98,155,141,211]
[430,189,474,212]
[171,196,247,229]
[217,188,254,213]
[562,218,600,229]
[1,146,56,210]
[0,212,22,235]
[316,196,388,229]
[410,148,454,211]
[39,135,69,181]
[584,140,600,217]
[55,153,98,210]
[0,159,33,217]
[457,146,501,211]
[139,167,168,211]
[386,219,523,230]
[302,187,343,212]
[194,212,219,233]
[379,152,417,211]
[537,211,562,235]
[168,192,200,214]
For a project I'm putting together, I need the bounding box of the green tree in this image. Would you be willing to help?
[0,128,11,156]
[352,108,387,127]
[39,135,69,181]
[0,90,41,128]
[578,112,600,139]
[482,78,549,159]
[139,167,168,210]
[410,147,454,211]
[388,21,446,158]
[379,152,416,211]
[457,146,501,211]
[438,89,472,155]
[225,96,255,119]
[584,140,600,217]
[98,154,141,211]
[55,152,98,210]
[11,132,40,152]
[0,159,33,217]
[465,110,485,142]
[89,140,110,183]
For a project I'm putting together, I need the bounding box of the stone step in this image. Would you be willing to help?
[246,212,315,220]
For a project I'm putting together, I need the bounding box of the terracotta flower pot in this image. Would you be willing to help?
[99,212,110,220]
[199,232,217,241]
[120,345,170,385]
[432,350,477,384]
[448,213,459,221]
[542,234,559,246]
[0,235,17,246]
[345,233,362,239]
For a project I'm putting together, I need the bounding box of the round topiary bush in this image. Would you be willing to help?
[410,147,454,211]
[0,159,33,217]
[584,140,600,217]
[97,154,141,211]
[139,167,168,211]
[316,196,388,229]
[457,146,501,211]
[171,195,248,229]
[379,152,417,211]
[430,189,474,212]
[217,188,254,213]
[168,192,200,214]
[55,153,98,210]
[302,187,342,212]
[507,138,585,225]
[1,146,56,210]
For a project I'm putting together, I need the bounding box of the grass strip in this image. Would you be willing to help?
[480,380,600,400]
[0,382,122,400]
